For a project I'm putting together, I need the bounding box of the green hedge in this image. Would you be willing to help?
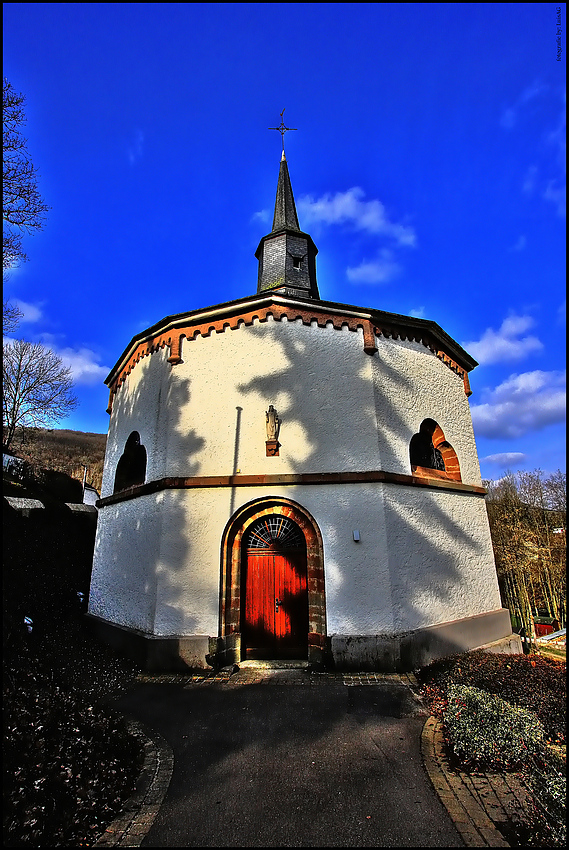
[444,684,545,769]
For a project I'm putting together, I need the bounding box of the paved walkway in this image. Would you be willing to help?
[95,667,532,847]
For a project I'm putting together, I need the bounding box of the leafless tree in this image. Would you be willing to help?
[3,78,49,277]
[2,299,23,334]
[3,339,77,449]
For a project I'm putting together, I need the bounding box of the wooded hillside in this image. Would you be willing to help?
[4,427,107,492]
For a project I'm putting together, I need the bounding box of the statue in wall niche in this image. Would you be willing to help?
[265,405,280,456]
[266,405,280,441]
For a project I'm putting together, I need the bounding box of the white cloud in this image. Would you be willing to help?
[522,165,538,194]
[346,249,401,285]
[128,129,144,166]
[558,300,566,324]
[500,81,548,129]
[3,336,110,386]
[12,299,43,323]
[482,452,527,467]
[546,105,566,173]
[56,347,110,385]
[543,180,566,217]
[509,235,526,252]
[251,208,271,225]
[500,108,516,131]
[462,315,543,365]
[297,187,417,247]
[471,370,566,439]
[410,306,426,318]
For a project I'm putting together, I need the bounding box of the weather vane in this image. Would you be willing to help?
[269,108,297,154]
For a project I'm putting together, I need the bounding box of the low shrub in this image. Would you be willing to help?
[3,613,142,846]
[3,681,142,847]
[524,756,566,848]
[418,650,566,743]
[443,684,546,770]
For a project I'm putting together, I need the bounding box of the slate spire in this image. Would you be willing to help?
[255,151,319,300]
[272,151,301,232]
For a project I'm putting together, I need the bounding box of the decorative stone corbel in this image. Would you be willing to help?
[167,333,183,365]
[362,319,377,355]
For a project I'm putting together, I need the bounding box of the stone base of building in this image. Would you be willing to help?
[85,614,216,672]
[85,608,520,673]
[330,609,521,672]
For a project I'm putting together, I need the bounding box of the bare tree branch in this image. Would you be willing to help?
[3,78,50,277]
[3,339,77,449]
[2,299,23,334]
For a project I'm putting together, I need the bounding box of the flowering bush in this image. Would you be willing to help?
[443,684,546,770]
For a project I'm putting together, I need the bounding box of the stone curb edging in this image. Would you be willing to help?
[94,719,173,847]
[421,716,531,847]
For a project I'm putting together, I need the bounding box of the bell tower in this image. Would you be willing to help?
[255,114,319,300]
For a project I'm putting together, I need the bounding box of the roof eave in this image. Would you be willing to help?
[104,291,478,385]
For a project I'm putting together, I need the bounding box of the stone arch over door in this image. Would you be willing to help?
[219,497,327,667]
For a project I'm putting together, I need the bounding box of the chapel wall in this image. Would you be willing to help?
[370,335,483,485]
[100,347,172,497]
[91,481,502,640]
[89,493,164,633]
[102,314,482,501]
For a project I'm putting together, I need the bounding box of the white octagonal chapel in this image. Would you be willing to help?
[88,153,520,671]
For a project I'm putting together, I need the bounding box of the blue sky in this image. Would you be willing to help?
[3,3,566,480]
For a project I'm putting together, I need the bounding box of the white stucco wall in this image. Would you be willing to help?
[100,316,482,498]
[371,336,482,484]
[90,310,499,646]
[89,482,501,639]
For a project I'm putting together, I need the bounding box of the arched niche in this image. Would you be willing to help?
[113,431,147,493]
[410,418,461,482]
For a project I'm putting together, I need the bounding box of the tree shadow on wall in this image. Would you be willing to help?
[234,317,489,643]
[90,347,213,643]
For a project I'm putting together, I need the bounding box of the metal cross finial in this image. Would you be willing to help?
[269,108,297,153]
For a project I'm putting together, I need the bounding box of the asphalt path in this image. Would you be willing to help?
[114,673,464,847]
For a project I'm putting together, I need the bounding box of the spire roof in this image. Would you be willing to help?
[272,152,301,232]
[256,144,319,300]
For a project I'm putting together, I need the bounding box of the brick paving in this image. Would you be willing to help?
[421,716,532,847]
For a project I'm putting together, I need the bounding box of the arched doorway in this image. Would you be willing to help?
[219,498,327,666]
[242,515,308,659]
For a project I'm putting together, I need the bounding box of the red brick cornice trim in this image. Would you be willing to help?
[106,304,472,413]
[97,469,486,507]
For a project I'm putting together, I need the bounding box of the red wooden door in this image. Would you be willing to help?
[243,516,308,659]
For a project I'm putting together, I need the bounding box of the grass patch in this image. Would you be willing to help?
[538,644,566,663]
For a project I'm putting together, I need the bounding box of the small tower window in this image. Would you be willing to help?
[292,256,302,270]
[409,418,461,482]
